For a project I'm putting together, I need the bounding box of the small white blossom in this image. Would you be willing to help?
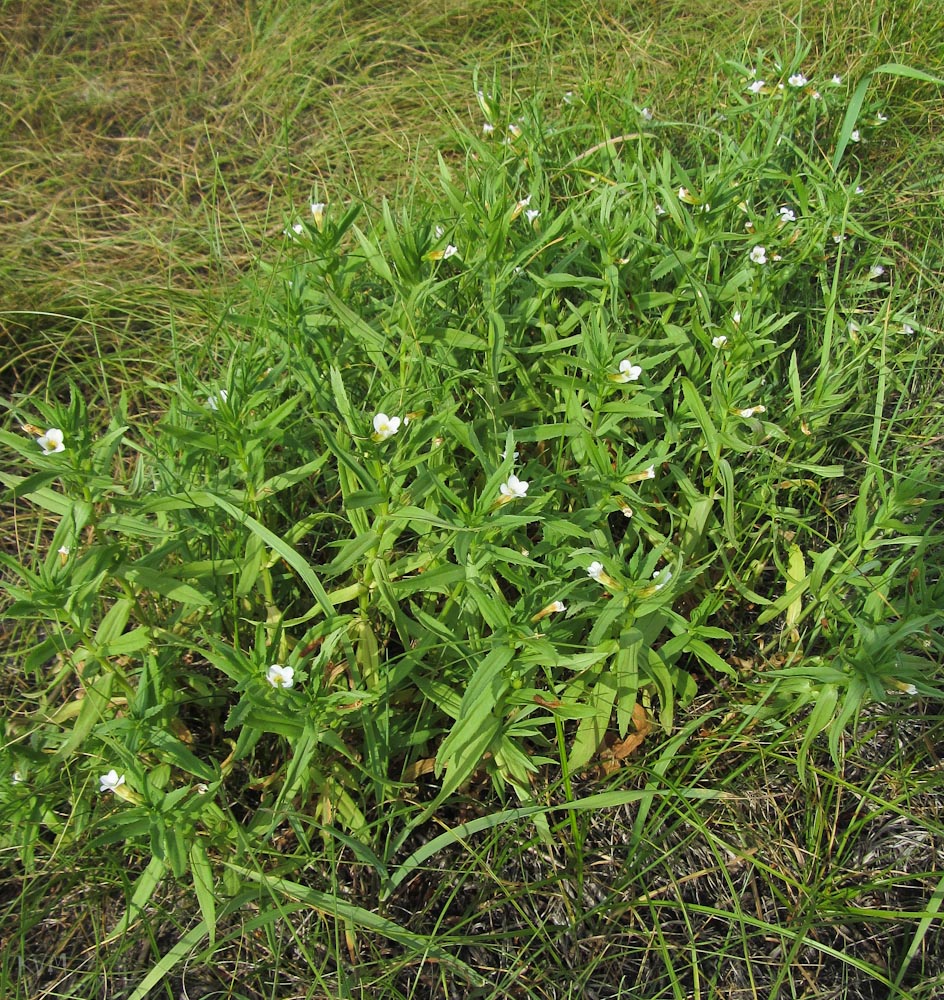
[524,209,540,223]
[207,389,228,411]
[12,770,23,784]
[738,405,767,418]
[266,664,294,689]
[778,206,796,223]
[507,123,522,138]
[732,311,741,325]
[651,568,673,591]
[562,91,574,105]
[58,545,70,557]
[812,91,821,100]
[902,323,914,336]
[531,599,566,623]
[99,769,126,794]
[644,465,655,479]
[587,561,605,583]
[195,782,209,794]
[36,428,65,454]
[903,684,918,696]
[500,447,519,461]
[442,244,459,259]
[877,112,888,123]
[850,129,861,142]
[310,202,326,229]
[372,413,401,441]
[750,246,767,265]
[848,320,860,335]
[499,474,529,500]
[712,335,728,349]
[640,107,654,121]
[868,264,885,278]
[292,222,305,235]
[788,73,808,88]
[748,80,765,94]
[434,224,445,238]
[614,359,643,383]
[855,185,864,195]
[654,202,666,216]
[831,74,843,85]
[482,122,495,134]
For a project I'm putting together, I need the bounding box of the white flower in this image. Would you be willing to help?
[831,74,842,85]
[748,80,765,94]
[500,447,519,461]
[292,222,304,235]
[310,202,326,229]
[613,359,643,383]
[850,129,861,142]
[507,123,522,138]
[848,320,860,335]
[855,185,864,195]
[640,107,654,121]
[266,664,294,689]
[36,428,65,454]
[524,209,540,223]
[738,405,767,418]
[868,264,885,278]
[195,782,209,794]
[651,568,673,591]
[57,545,70,556]
[778,206,796,223]
[902,323,914,336]
[903,684,918,696]
[499,474,529,500]
[644,465,655,479]
[788,73,808,87]
[812,91,821,100]
[732,311,741,325]
[99,769,126,793]
[877,112,888,123]
[434,224,445,239]
[562,91,574,105]
[532,598,567,623]
[712,335,728,349]
[207,389,228,411]
[442,244,458,259]
[372,413,401,441]
[12,770,23,784]
[654,202,666,216]
[516,195,532,210]
[482,122,495,134]
[750,246,767,265]
[587,561,605,583]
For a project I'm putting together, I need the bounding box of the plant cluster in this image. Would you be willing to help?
[2,54,942,993]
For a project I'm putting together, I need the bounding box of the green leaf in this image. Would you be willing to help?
[113,564,211,606]
[190,840,217,946]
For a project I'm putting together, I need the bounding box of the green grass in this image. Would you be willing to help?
[2,2,944,998]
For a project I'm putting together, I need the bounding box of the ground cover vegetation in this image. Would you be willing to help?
[2,1,944,998]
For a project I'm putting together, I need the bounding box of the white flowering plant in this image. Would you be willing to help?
[1,58,941,935]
